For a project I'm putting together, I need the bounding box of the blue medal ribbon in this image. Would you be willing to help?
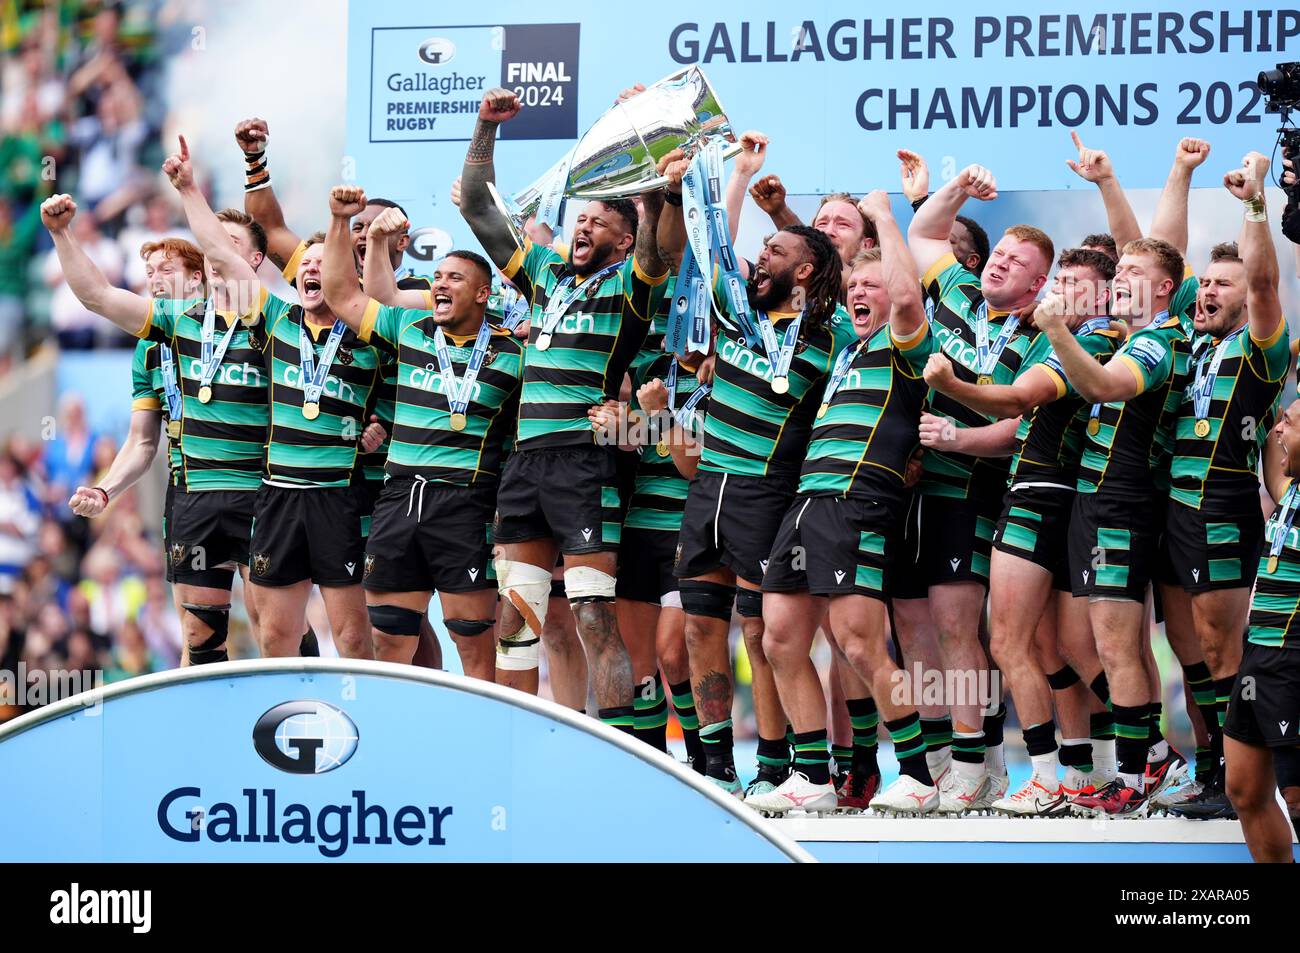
[433,320,493,417]
[820,336,870,408]
[537,260,622,341]
[1191,325,1245,430]
[975,302,1020,378]
[199,298,240,391]
[1267,482,1300,572]
[159,342,182,422]
[298,318,348,407]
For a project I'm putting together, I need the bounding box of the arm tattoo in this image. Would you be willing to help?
[466,119,499,164]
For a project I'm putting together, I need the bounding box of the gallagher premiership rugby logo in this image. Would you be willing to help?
[252,700,359,774]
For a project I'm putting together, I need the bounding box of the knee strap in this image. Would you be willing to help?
[1046,664,1081,691]
[368,604,423,637]
[495,558,552,670]
[549,579,567,600]
[679,580,736,622]
[735,588,763,619]
[1274,746,1300,793]
[445,618,494,637]
[564,565,616,604]
[183,603,230,665]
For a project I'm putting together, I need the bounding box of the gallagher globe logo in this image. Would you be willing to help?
[252,700,359,775]
[418,37,456,66]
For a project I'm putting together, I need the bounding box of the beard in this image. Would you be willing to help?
[572,238,618,277]
[1199,301,1246,339]
[748,266,796,312]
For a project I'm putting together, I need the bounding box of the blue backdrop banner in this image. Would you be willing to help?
[0,660,809,862]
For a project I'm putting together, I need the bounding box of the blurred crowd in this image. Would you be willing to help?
[1,0,198,371]
[0,392,187,721]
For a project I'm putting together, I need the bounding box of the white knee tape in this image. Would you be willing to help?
[564,565,617,602]
[494,559,551,671]
[660,590,682,610]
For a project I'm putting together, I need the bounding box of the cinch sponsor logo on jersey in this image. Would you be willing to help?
[409,366,485,399]
[552,312,596,336]
[186,359,262,387]
[154,700,454,857]
[1264,521,1300,551]
[719,337,776,381]
[282,366,357,404]
[931,323,978,370]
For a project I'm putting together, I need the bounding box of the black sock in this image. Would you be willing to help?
[887,713,933,785]
[983,702,1008,749]
[633,672,669,752]
[700,720,736,782]
[921,715,952,760]
[831,744,854,777]
[1089,672,1111,706]
[599,706,636,735]
[669,680,704,774]
[847,697,880,778]
[756,735,789,782]
[299,628,319,657]
[1114,704,1149,781]
[1090,710,1116,741]
[1024,720,1057,757]
[1213,675,1235,772]
[791,729,831,785]
[1146,701,1166,747]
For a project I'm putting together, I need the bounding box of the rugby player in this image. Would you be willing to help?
[1167,153,1290,817]
[458,87,669,732]
[896,148,990,275]
[322,186,523,679]
[923,248,1121,813]
[41,185,280,667]
[749,192,936,814]
[1226,399,1300,860]
[1040,237,1191,818]
[903,165,1052,812]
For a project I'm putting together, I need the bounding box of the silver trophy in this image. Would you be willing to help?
[493,66,739,239]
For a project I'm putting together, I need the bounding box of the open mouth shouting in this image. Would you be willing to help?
[431,291,453,317]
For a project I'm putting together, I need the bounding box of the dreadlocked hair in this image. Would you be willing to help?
[781,224,842,331]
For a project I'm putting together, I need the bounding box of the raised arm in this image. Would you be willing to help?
[908,164,997,276]
[460,88,526,271]
[363,207,429,309]
[1225,151,1284,343]
[725,131,768,244]
[1036,295,1137,404]
[235,118,302,269]
[655,149,687,266]
[163,137,259,295]
[1066,131,1142,250]
[322,186,376,333]
[68,409,160,517]
[635,189,667,279]
[1149,137,1211,255]
[749,173,801,230]
[898,149,930,208]
[858,190,925,339]
[42,194,152,334]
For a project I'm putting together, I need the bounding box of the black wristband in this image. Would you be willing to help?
[910,195,928,212]
[664,190,683,206]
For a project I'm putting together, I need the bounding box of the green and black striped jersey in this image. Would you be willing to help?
[1170,318,1289,509]
[357,272,429,485]
[261,300,383,488]
[360,302,524,485]
[630,273,676,383]
[138,293,281,492]
[1250,480,1300,649]
[1171,267,1198,328]
[702,278,856,479]
[624,352,709,533]
[1076,312,1191,497]
[1011,321,1122,487]
[798,320,933,504]
[919,253,1040,499]
[503,240,668,449]
[130,337,182,477]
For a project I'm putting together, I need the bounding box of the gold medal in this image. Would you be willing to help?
[197,385,213,404]
[817,403,829,419]
[450,412,467,431]
[771,376,789,395]
[656,439,670,457]
[1267,554,1279,575]
[1087,418,1100,436]
[302,402,320,420]
[1194,419,1211,438]
[977,374,993,386]
[536,332,552,351]
[166,419,181,439]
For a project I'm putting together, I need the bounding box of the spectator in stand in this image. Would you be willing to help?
[0,196,41,370]
[43,394,101,508]
[43,210,124,348]
[67,76,149,231]
[0,450,40,591]
[137,571,182,668]
[104,616,161,681]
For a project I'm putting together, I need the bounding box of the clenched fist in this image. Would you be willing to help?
[234,117,269,155]
[922,353,957,391]
[41,193,77,232]
[330,185,367,219]
[749,174,788,215]
[368,206,409,238]
[479,87,521,123]
[955,164,997,200]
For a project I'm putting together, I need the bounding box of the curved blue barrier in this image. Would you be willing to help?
[0,659,809,863]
